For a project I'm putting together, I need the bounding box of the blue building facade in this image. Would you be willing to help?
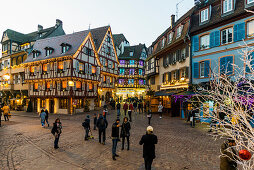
[190,0,254,122]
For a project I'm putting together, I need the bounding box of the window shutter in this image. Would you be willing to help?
[226,56,233,75]
[186,67,189,78]
[185,46,189,58]
[214,31,220,47]
[57,82,60,90]
[34,67,37,76]
[63,61,67,71]
[54,62,57,73]
[30,84,33,91]
[18,74,20,84]
[50,82,53,90]
[82,82,85,90]
[204,60,210,77]
[192,36,199,52]
[89,64,92,74]
[39,65,42,74]
[220,57,226,75]
[176,70,180,80]
[193,62,199,78]
[234,22,245,42]
[210,32,215,48]
[85,63,88,74]
[47,64,50,73]
[163,56,167,68]
[168,72,171,82]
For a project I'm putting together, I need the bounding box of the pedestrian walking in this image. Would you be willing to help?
[93,113,97,130]
[82,115,91,140]
[103,107,108,119]
[45,109,49,127]
[51,118,62,149]
[96,114,108,145]
[123,102,128,116]
[158,102,163,119]
[116,102,121,117]
[139,126,158,170]
[128,102,133,122]
[147,110,152,125]
[120,117,131,150]
[220,139,237,170]
[138,102,142,114]
[3,104,10,121]
[40,109,46,127]
[190,108,199,128]
[133,101,137,114]
[112,118,121,160]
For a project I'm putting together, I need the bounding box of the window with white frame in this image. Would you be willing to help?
[200,34,210,50]
[200,8,209,23]
[221,27,233,44]
[176,25,183,38]
[173,52,177,62]
[223,0,233,13]
[200,62,205,78]
[247,0,254,4]
[168,32,173,44]
[130,51,134,56]
[161,38,165,48]
[247,20,254,38]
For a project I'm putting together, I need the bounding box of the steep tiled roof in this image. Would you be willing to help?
[190,0,254,34]
[118,44,146,60]
[90,26,110,50]
[1,23,65,44]
[113,34,129,48]
[24,26,110,63]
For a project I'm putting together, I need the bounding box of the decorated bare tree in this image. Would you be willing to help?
[192,42,254,169]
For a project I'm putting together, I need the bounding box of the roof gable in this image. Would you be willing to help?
[118,44,147,60]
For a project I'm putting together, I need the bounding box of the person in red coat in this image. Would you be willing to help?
[123,102,128,116]
[128,103,134,122]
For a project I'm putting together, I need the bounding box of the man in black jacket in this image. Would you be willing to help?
[96,114,108,145]
[139,126,158,170]
[112,118,121,160]
[82,115,91,140]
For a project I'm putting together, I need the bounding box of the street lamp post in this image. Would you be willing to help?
[68,80,75,114]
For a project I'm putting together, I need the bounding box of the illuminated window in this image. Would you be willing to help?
[34,83,38,90]
[129,69,135,75]
[130,51,134,56]
[89,83,93,91]
[59,99,68,109]
[79,63,84,71]
[119,68,125,75]
[92,66,96,74]
[58,62,63,70]
[76,81,81,89]
[120,60,125,65]
[46,82,51,89]
[41,99,46,108]
[43,64,47,72]
[30,66,35,73]
[129,60,135,65]
[110,77,113,83]
[103,76,106,82]
[62,81,67,89]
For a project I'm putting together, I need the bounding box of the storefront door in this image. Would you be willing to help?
[49,99,54,113]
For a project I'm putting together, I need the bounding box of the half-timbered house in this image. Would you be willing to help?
[24,26,118,114]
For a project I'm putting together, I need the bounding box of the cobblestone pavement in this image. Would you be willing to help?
[0,110,222,170]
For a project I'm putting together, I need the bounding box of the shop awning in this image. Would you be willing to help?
[155,89,183,96]
[174,91,197,96]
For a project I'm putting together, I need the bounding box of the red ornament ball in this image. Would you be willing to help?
[239,149,252,160]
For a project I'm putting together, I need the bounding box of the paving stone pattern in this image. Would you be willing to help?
[0,110,222,170]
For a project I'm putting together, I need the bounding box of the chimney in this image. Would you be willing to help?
[171,15,175,27]
[38,25,43,32]
[56,19,63,26]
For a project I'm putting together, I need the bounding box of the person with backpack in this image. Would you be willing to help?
[40,109,46,127]
[96,114,108,145]
[112,118,121,160]
[45,109,49,127]
[51,118,62,149]
[120,117,131,150]
[123,102,128,116]
[82,115,91,140]
[128,102,134,122]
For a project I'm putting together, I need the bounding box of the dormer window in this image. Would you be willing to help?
[200,8,209,23]
[32,50,40,59]
[161,38,165,48]
[223,0,233,13]
[45,47,54,56]
[176,25,183,38]
[61,43,71,53]
[130,51,134,56]
[168,32,173,44]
